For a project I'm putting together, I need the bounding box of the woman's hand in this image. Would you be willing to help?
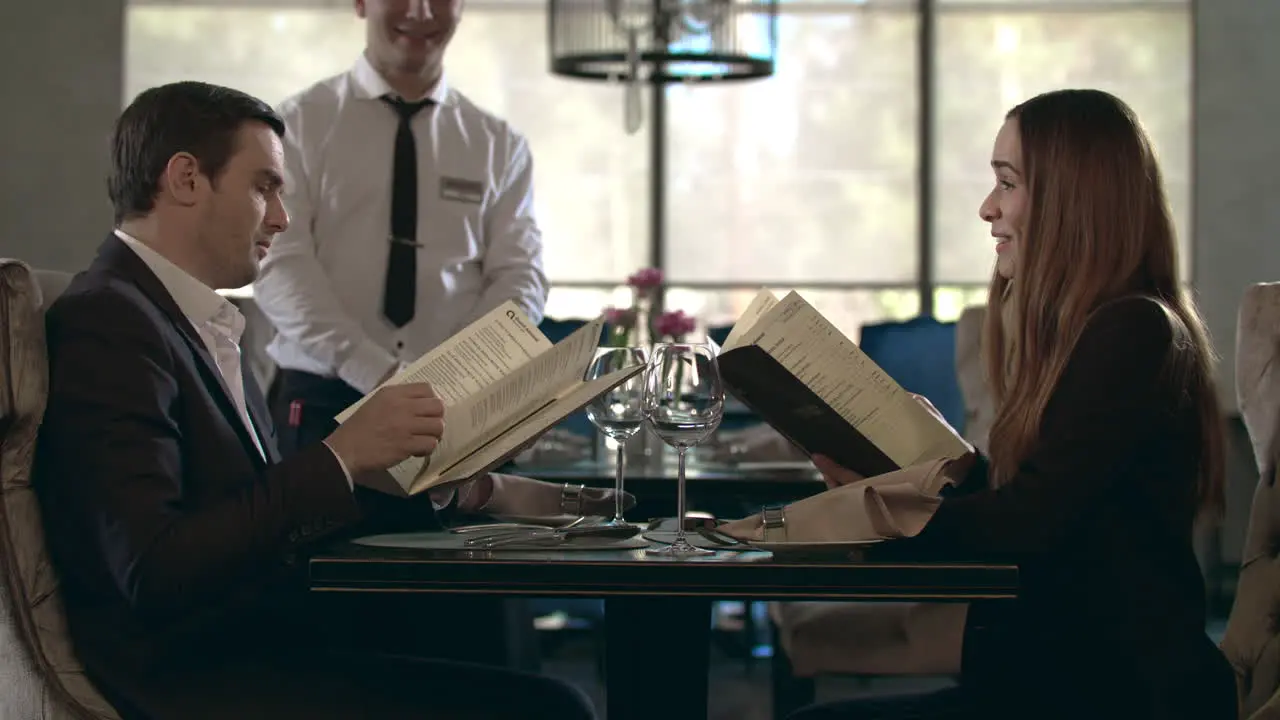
[811,454,865,491]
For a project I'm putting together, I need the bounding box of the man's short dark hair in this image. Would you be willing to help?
[108,81,285,224]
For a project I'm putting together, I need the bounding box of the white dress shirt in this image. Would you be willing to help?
[115,230,265,461]
[254,53,549,396]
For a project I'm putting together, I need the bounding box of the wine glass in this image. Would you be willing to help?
[583,346,649,528]
[642,342,724,557]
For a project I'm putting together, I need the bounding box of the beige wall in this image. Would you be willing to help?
[0,0,124,272]
[1192,0,1280,565]
[1195,0,1280,414]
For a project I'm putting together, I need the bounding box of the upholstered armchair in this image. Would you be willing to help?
[768,306,992,718]
[0,259,120,719]
[1224,282,1280,720]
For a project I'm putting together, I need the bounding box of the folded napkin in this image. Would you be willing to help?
[718,456,969,544]
[479,473,635,519]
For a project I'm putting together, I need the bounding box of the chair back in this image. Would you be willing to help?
[0,260,119,718]
[858,316,965,431]
[1224,281,1280,719]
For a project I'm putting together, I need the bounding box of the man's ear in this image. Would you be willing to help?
[161,152,205,208]
[354,0,367,19]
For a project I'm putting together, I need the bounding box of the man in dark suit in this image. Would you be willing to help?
[35,81,600,720]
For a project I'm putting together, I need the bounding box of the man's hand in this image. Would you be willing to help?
[324,383,445,476]
[811,454,865,491]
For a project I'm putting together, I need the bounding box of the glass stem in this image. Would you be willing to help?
[613,440,628,522]
[675,446,688,544]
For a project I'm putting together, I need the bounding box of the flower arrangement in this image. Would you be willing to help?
[654,309,697,342]
[627,267,664,293]
[603,267,665,347]
[603,306,639,347]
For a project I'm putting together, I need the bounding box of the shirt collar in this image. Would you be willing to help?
[113,229,243,340]
[350,52,453,107]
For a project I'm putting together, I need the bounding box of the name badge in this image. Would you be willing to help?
[440,176,485,204]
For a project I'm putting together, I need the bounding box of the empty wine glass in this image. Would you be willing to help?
[642,342,724,557]
[583,346,649,528]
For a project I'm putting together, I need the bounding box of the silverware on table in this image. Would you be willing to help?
[695,526,749,547]
[453,515,589,539]
[450,522,552,535]
[465,520,640,549]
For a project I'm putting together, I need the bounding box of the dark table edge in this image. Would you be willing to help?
[307,585,1017,600]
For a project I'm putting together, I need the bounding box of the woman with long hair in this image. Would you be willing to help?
[791,89,1237,719]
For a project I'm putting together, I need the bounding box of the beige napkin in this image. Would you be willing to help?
[478,473,635,518]
[718,456,969,544]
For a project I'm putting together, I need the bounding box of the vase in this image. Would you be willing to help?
[631,291,654,349]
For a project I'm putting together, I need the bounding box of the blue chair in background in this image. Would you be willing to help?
[707,324,732,347]
[538,316,594,344]
[857,316,965,434]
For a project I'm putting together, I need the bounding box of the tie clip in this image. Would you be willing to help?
[389,235,423,248]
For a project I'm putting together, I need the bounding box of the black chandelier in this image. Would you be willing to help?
[548,0,779,132]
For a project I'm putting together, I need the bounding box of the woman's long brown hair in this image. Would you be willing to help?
[982,89,1225,520]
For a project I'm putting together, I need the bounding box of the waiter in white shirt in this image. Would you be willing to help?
[255,0,549,455]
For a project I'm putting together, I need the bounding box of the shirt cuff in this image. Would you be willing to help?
[337,340,400,395]
[321,439,355,491]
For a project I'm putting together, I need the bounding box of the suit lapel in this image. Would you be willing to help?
[241,355,281,464]
[93,234,269,469]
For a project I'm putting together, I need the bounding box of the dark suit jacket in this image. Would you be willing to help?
[876,296,1236,719]
[35,235,432,707]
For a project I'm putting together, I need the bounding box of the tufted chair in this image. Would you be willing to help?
[0,259,120,719]
[1224,282,1280,720]
[768,305,992,718]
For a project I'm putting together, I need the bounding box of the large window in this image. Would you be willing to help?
[934,0,1192,284]
[125,0,1191,338]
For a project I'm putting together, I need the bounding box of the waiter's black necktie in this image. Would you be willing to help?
[381,95,434,328]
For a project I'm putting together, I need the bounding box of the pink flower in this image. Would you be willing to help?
[604,306,636,328]
[626,267,664,290]
[654,310,697,340]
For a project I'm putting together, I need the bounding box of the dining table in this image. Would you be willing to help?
[309,529,1018,720]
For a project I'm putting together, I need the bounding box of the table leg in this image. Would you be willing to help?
[604,596,711,720]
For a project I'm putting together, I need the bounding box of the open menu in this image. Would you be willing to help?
[717,290,971,478]
[335,302,642,496]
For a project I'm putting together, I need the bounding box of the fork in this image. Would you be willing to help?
[460,516,592,547]
[473,523,642,549]
[694,526,750,548]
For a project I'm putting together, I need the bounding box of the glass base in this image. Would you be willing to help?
[645,537,715,557]
[598,517,640,530]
